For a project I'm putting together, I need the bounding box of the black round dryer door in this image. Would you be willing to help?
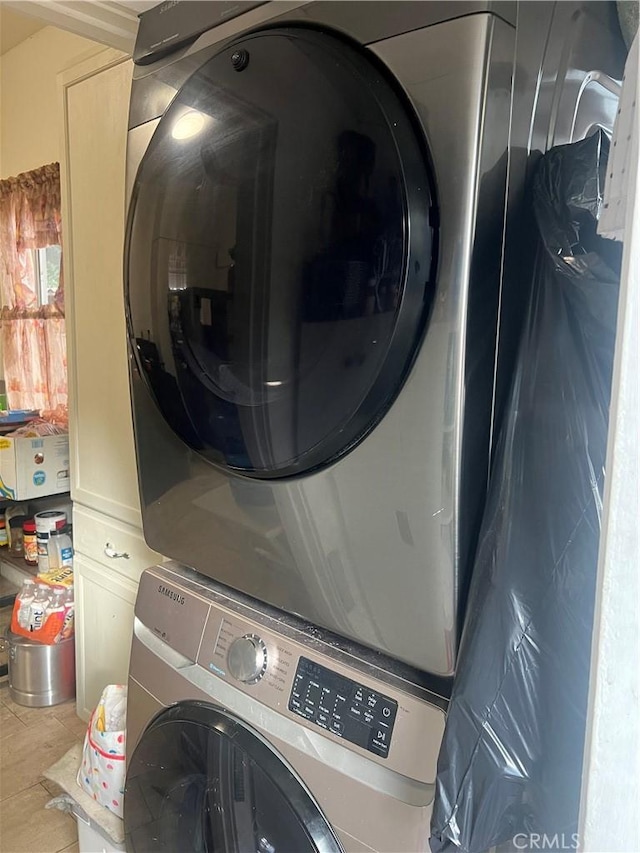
[124,702,343,853]
[126,26,437,478]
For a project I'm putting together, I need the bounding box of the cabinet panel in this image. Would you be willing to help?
[75,552,137,719]
[73,502,161,586]
[64,58,140,526]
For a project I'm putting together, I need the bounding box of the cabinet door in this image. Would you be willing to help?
[74,551,137,719]
[73,502,160,586]
[63,56,141,526]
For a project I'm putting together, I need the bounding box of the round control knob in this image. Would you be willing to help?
[227,634,267,683]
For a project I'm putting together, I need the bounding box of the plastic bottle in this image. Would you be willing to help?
[44,587,67,642]
[16,578,36,628]
[60,585,74,641]
[28,584,50,633]
[48,527,74,570]
[47,529,62,570]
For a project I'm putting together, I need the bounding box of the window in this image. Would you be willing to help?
[34,244,62,306]
[15,244,62,309]
[0,161,67,411]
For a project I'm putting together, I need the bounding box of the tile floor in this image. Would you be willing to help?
[0,676,87,853]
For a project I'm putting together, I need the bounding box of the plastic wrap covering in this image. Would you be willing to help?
[430,130,622,853]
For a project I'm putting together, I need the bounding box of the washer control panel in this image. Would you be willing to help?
[141,563,446,783]
[289,656,398,758]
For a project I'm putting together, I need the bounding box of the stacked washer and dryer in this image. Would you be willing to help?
[122,2,625,850]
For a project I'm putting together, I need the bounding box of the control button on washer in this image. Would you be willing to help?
[368,729,391,757]
[378,700,396,723]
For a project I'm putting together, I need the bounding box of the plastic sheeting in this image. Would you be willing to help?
[430,131,622,853]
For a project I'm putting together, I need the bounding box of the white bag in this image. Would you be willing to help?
[77,684,127,818]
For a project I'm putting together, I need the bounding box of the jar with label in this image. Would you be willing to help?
[23,518,38,566]
[34,510,67,572]
[5,503,29,550]
[0,511,7,548]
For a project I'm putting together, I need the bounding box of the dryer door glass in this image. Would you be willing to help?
[124,702,343,852]
[127,26,437,477]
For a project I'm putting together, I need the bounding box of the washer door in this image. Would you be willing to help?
[124,702,343,852]
[126,26,437,478]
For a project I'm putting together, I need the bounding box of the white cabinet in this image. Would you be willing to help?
[71,504,161,718]
[74,553,138,718]
[63,53,139,527]
[61,50,161,717]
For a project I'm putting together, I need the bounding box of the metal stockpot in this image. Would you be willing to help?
[2,630,75,707]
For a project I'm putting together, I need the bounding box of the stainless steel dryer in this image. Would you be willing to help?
[124,1,625,676]
[125,563,446,852]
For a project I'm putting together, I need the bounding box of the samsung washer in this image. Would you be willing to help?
[125,563,446,852]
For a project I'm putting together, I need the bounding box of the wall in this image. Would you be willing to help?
[0,26,99,179]
[579,35,639,852]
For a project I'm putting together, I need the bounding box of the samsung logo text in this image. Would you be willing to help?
[158,585,185,605]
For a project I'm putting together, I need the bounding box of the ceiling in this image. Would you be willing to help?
[1,6,45,55]
[0,1,159,56]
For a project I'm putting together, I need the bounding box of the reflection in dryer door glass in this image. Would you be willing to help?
[124,705,343,852]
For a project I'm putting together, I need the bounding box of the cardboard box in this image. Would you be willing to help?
[0,433,70,500]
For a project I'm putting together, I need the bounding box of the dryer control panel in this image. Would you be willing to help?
[289,657,397,758]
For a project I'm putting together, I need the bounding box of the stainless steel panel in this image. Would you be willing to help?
[130,1,517,79]
[134,569,210,660]
[128,1,312,127]
[526,1,625,151]
[134,0,267,65]
[128,1,518,128]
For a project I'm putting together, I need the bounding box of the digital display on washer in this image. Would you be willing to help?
[289,657,397,758]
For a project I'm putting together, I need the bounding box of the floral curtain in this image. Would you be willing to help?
[0,163,66,411]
